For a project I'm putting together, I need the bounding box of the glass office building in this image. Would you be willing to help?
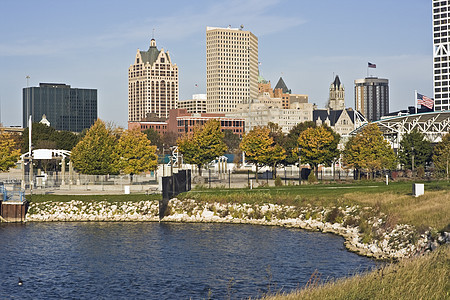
[23,83,97,132]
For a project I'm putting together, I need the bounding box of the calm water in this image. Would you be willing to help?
[0,222,379,299]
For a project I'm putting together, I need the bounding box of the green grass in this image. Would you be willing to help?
[180,180,450,231]
[261,245,450,300]
[27,193,161,204]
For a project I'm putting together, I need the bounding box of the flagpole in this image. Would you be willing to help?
[414,90,417,114]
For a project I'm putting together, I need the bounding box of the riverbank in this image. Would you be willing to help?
[262,245,449,300]
[26,196,449,260]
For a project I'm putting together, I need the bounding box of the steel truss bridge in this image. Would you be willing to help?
[350,111,450,150]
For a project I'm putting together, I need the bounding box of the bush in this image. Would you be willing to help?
[308,172,318,183]
[417,165,425,178]
[274,176,283,186]
[325,207,344,224]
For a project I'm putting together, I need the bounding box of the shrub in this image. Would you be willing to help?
[417,165,425,178]
[274,176,283,186]
[325,207,344,224]
[308,172,318,183]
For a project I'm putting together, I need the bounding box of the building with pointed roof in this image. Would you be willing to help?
[273,77,292,109]
[313,108,357,136]
[128,39,179,122]
[327,75,345,110]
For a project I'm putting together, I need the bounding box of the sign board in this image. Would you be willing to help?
[33,149,53,160]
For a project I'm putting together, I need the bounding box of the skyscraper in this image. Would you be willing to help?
[354,77,389,122]
[206,26,258,113]
[128,39,178,122]
[23,83,97,132]
[433,0,450,111]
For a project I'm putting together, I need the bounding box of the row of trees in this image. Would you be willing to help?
[0,118,448,180]
[175,119,450,180]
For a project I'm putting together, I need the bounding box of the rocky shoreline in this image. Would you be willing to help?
[26,198,449,260]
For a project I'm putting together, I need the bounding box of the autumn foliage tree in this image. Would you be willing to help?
[71,119,119,175]
[239,126,286,182]
[116,129,158,176]
[297,125,340,177]
[0,131,21,172]
[177,119,227,176]
[343,123,396,179]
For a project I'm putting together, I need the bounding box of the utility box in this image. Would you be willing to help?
[124,185,130,194]
[413,183,424,197]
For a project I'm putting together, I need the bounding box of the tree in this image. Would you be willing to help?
[398,129,432,170]
[343,123,396,179]
[23,122,79,151]
[177,119,227,176]
[282,121,316,166]
[239,126,286,182]
[143,128,163,153]
[116,129,158,176]
[433,133,450,179]
[223,129,241,153]
[297,125,340,177]
[71,119,119,175]
[0,131,21,172]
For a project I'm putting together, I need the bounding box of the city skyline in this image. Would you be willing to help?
[0,0,432,128]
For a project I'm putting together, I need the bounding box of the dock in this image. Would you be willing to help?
[0,183,28,222]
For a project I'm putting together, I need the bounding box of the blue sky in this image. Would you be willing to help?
[0,0,432,128]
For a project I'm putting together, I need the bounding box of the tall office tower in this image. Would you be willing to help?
[327,75,345,110]
[23,83,97,132]
[206,26,258,113]
[128,39,178,121]
[354,77,389,122]
[433,0,450,111]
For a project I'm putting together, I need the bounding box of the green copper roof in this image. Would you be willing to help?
[139,39,170,65]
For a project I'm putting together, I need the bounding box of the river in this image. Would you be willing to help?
[0,222,379,299]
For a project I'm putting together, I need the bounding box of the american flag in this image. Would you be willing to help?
[368,62,376,68]
[417,93,434,109]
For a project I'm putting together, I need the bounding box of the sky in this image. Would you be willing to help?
[0,0,432,128]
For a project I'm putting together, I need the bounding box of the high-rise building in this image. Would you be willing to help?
[206,26,258,113]
[128,39,178,121]
[354,77,389,122]
[23,83,97,132]
[433,0,450,111]
[327,75,345,111]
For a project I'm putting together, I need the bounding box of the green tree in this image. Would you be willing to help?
[239,126,286,182]
[23,122,79,151]
[297,125,340,177]
[116,129,158,176]
[71,119,119,175]
[143,128,163,153]
[433,133,450,179]
[343,123,396,179]
[398,130,432,170]
[0,131,21,172]
[177,119,227,176]
[223,129,241,153]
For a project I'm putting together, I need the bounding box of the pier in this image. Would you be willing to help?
[0,183,28,222]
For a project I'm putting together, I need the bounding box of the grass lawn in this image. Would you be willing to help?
[27,193,161,204]
[181,180,450,231]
